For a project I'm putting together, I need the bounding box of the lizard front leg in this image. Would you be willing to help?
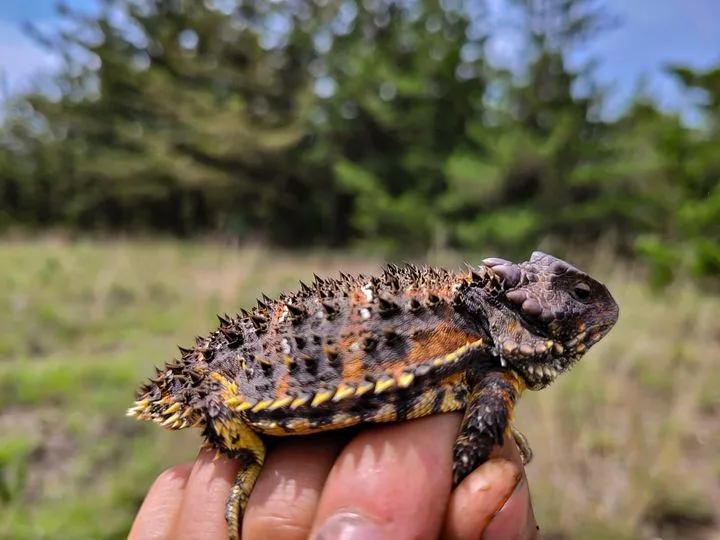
[452,369,526,486]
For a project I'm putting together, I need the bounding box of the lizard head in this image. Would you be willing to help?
[478,251,619,390]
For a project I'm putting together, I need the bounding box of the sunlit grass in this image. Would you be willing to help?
[0,237,717,539]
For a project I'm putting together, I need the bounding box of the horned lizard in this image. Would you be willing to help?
[128,251,619,539]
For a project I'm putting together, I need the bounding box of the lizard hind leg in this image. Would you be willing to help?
[225,454,264,540]
[452,370,524,487]
[206,417,266,540]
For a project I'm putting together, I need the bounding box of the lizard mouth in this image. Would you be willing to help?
[514,361,564,390]
[510,322,615,390]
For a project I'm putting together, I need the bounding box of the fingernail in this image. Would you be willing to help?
[482,475,531,540]
[314,512,386,540]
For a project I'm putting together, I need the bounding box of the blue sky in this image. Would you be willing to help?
[1,0,719,120]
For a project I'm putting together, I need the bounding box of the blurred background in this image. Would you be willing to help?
[0,1,718,539]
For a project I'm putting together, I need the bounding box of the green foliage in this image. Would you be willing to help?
[0,0,718,283]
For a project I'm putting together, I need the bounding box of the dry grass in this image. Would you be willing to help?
[0,237,717,540]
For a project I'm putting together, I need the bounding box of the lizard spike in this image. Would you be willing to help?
[311,389,333,407]
[462,262,483,281]
[355,380,374,396]
[396,372,415,388]
[286,303,304,316]
[162,413,180,426]
[323,345,340,362]
[268,396,293,411]
[283,355,297,370]
[299,352,316,364]
[362,336,377,352]
[374,376,395,394]
[164,402,182,415]
[259,358,273,374]
[290,393,311,409]
[251,314,267,325]
[235,401,255,412]
[332,384,355,402]
[383,326,399,342]
[483,257,513,268]
[251,399,274,413]
[378,296,400,314]
[492,264,521,288]
[219,324,239,338]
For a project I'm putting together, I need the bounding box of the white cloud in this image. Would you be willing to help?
[0,20,62,98]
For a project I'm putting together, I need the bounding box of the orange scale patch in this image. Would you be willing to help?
[405,326,480,364]
[270,302,290,325]
[272,370,292,399]
[340,352,368,382]
[350,286,370,305]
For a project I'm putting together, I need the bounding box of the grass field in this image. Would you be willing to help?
[0,238,718,540]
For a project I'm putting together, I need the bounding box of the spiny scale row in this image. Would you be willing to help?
[135,364,204,400]
[244,264,456,316]
[227,341,482,414]
[126,395,203,430]
[127,339,483,427]
[126,341,475,426]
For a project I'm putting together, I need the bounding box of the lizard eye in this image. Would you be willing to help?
[571,282,592,303]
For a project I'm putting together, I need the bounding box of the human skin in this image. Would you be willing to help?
[129,413,540,540]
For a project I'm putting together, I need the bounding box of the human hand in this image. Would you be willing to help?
[129,413,539,540]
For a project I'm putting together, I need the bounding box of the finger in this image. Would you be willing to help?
[128,462,193,540]
[481,471,539,540]
[169,447,241,540]
[242,434,347,540]
[443,435,539,540]
[309,413,463,540]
